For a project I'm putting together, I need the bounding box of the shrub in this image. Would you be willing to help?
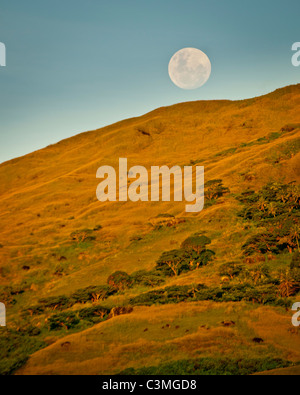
[70,229,96,243]
[155,249,189,277]
[181,235,211,253]
[131,270,165,287]
[237,183,299,249]
[38,295,72,310]
[71,285,115,303]
[129,282,291,308]
[48,312,80,330]
[205,180,230,201]
[78,306,110,322]
[277,269,300,297]
[130,284,206,306]
[156,246,215,277]
[107,271,133,291]
[0,330,45,375]
[243,264,271,285]
[26,285,116,316]
[118,357,292,376]
[218,262,244,280]
[242,233,281,256]
[291,251,300,270]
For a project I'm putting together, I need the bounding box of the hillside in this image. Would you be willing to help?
[0,84,300,375]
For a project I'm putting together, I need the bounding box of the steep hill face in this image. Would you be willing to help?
[0,84,300,375]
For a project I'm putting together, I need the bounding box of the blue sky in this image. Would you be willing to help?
[0,0,299,163]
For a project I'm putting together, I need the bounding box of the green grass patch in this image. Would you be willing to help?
[118,357,293,375]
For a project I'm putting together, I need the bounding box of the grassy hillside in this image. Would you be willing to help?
[0,84,300,375]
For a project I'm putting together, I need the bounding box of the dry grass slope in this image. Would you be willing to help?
[0,84,300,375]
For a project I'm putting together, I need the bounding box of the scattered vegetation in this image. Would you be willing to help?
[205,180,230,201]
[129,281,295,308]
[155,235,215,277]
[107,271,133,291]
[48,306,110,331]
[0,330,45,375]
[291,251,300,270]
[119,357,293,376]
[70,229,96,243]
[237,182,300,255]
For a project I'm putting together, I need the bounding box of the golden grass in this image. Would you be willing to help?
[0,84,299,374]
[17,302,298,375]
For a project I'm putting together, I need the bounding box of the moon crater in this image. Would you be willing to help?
[168,48,211,90]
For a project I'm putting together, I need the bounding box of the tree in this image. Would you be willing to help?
[156,250,186,277]
[205,180,230,201]
[244,265,270,285]
[181,235,211,254]
[131,270,165,287]
[218,262,244,280]
[107,271,133,291]
[277,270,299,297]
[290,225,300,252]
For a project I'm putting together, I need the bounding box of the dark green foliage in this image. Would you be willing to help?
[155,247,215,277]
[129,284,206,306]
[0,329,45,375]
[118,357,292,376]
[237,182,300,256]
[27,285,116,316]
[242,233,280,256]
[107,271,133,291]
[242,264,271,285]
[181,235,211,253]
[237,190,259,204]
[277,269,300,297]
[155,249,188,277]
[48,312,80,330]
[199,250,216,266]
[71,285,116,303]
[38,295,72,310]
[219,262,244,279]
[78,306,110,323]
[26,305,45,316]
[205,180,230,201]
[129,282,291,308]
[291,251,300,270]
[131,270,165,287]
[155,234,215,277]
[48,305,111,331]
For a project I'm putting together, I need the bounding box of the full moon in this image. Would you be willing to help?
[168,48,211,90]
